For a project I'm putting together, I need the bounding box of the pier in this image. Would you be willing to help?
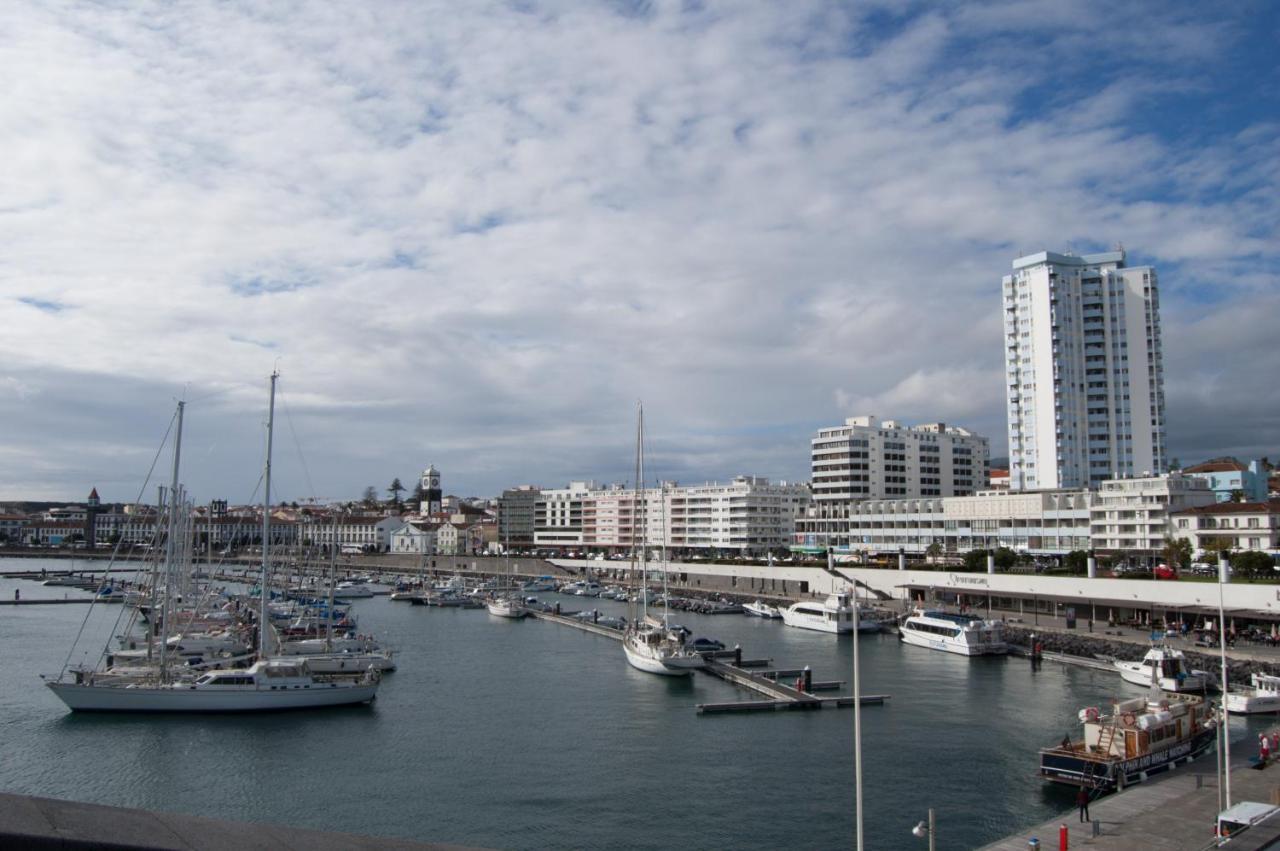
[979,753,1280,850]
[523,609,890,714]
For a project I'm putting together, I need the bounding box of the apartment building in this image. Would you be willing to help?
[1172,500,1280,555]
[810,415,989,503]
[1003,249,1166,490]
[1089,473,1215,556]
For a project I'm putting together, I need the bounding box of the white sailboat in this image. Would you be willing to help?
[46,374,380,712]
[621,405,704,676]
[487,530,527,619]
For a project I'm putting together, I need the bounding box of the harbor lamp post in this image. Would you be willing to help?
[911,809,936,851]
[1218,554,1232,809]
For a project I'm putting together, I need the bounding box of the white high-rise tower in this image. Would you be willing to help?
[1003,249,1166,491]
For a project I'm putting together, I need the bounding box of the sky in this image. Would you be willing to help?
[1,0,1277,505]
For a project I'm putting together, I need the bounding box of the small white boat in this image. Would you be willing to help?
[1225,673,1280,714]
[521,577,558,592]
[486,597,527,619]
[333,583,374,598]
[743,600,782,619]
[1114,645,1212,692]
[899,609,1008,656]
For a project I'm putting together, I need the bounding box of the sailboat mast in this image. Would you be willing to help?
[259,371,277,660]
[636,403,646,623]
[157,401,184,680]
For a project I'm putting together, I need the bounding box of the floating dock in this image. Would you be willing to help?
[525,608,888,715]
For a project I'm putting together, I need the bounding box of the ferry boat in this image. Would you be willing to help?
[1225,673,1280,715]
[1038,692,1217,792]
[898,609,1008,656]
[1113,645,1213,692]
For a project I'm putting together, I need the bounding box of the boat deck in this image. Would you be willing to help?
[981,751,1280,850]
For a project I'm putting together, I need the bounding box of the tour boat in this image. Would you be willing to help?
[1113,645,1212,692]
[743,600,782,619]
[1225,673,1280,715]
[898,609,1008,656]
[1038,692,1217,792]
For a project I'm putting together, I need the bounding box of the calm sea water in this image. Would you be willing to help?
[0,558,1268,850]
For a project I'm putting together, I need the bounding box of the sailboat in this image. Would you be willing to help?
[487,530,527,619]
[45,374,380,712]
[621,405,704,676]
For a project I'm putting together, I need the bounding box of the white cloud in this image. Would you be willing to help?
[0,1,1275,500]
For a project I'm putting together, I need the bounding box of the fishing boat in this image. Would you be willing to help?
[1113,645,1213,692]
[743,600,782,619]
[1038,691,1217,792]
[898,609,1007,656]
[1225,673,1280,715]
[621,406,704,677]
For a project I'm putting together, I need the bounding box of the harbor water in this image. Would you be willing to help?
[0,559,1270,850]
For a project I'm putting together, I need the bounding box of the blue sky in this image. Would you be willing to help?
[0,0,1276,503]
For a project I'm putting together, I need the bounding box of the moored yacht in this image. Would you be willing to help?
[743,600,782,619]
[898,609,1007,656]
[1113,645,1212,692]
[780,591,876,634]
[622,617,705,676]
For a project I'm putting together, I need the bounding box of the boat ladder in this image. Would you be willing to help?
[1095,724,1118,757]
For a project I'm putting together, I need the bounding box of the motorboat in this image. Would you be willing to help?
[780,591,866,634]
[1039,692,1217,792]
[332,582,374,599]
[1113,645,1212,692]
[743,600,782,619]
[1225,673,1280,714]
[898,609,1007,656]
[521,576,558,592]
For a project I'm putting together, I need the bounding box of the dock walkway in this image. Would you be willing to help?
[979,754,1280,850]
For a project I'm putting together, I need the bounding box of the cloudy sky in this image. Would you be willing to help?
[2,0,1277,504]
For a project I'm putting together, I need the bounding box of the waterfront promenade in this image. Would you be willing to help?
[980,754,1280,850]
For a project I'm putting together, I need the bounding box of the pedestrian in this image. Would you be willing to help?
[1262,734,1272,766]
[1077,785,1090,822]
[13,589,19,602]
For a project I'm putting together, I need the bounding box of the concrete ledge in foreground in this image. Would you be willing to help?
[0,791,485,851]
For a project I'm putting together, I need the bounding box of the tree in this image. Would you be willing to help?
[1231,550,1276,580]
[388,478,405,507]
[962,549,989,572]
[992,547,1018,569]
[1064,550,1089,574]
[361,486,378,508]
[1201,535,1234,561]
[1228,489,1247,503]
[1162,537,1192,573]
[924,542,943,564]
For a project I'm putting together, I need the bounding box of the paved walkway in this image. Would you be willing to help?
[980,752,1280,850]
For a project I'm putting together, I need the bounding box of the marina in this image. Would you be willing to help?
[5,559,1279,849]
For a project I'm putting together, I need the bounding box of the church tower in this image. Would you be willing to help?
[85,487,101,547]
[420,465,442,515]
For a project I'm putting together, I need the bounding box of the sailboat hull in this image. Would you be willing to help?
[45,681,378,712]
[623,642,692,676]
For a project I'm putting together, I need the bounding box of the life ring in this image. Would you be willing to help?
[1122,712,1136,726]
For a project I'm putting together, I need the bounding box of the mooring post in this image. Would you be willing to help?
[803,665,812,693]
[734,644,742,667]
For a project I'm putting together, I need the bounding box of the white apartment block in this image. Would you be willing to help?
[794,473,1214,561]
[1089,473,1214,554]
[1172,500,1280,556]
[810,415,988,502]
[795,489,1092,556]
[530,477,810,556]
[1003,249,1166,491]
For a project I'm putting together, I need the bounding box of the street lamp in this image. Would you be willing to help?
[912,809,936,851]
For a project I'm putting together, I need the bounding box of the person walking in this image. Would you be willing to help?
[1077,785,1091,822]
[1262,734,1272,766]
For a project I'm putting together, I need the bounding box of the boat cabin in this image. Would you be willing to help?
[1078,694,1208,760]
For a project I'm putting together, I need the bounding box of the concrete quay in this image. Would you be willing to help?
[0,791,481,850]
[980,754,1280,850]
